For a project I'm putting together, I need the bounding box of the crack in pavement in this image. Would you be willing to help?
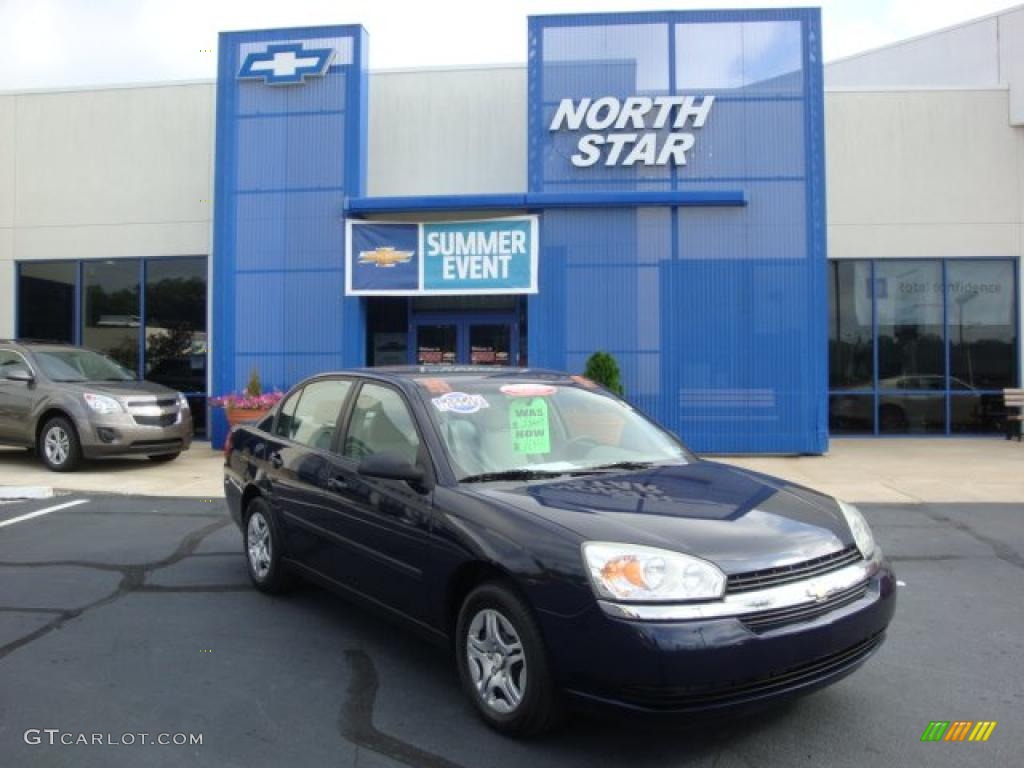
[340,649,467,768]
[915,503,1024,571]
[0,517,231,660]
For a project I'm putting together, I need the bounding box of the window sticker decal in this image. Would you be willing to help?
[510,398,551,454]
[500,383,557,398]
[432,392,490,414]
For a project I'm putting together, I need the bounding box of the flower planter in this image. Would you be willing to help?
[225,407,272,428]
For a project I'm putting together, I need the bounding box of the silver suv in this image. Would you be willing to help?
[0,341,193,472]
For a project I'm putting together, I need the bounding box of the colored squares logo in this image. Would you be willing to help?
[920,721,997,743]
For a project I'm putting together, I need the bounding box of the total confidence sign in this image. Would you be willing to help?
[345,216,538,296]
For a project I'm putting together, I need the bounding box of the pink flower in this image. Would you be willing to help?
[211,389,284,410]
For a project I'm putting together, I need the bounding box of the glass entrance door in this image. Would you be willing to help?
[411,313,518,366]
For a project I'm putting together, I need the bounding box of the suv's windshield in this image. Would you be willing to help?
[416,377,690,481]
[32,348,135,383]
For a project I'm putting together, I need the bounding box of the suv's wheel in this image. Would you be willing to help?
[244,497,295,593]
[38,416,82,472]
[456,583,562,736]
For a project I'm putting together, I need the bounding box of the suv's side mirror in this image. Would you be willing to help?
[357,453,425,484]
[4,365,34,383]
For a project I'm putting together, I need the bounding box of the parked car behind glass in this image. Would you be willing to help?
[0,340,192,471]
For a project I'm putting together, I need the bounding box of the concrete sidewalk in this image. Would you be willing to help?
[0,439,1021,502]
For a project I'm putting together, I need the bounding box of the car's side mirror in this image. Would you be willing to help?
[357,453,425,484]
[5,365,34,383]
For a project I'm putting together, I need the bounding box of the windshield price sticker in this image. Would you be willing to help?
[510,398,551,454]
[432,392,490,414]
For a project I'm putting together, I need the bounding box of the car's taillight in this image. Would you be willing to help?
[223,428,234,461]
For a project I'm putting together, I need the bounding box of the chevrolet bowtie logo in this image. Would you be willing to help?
[805,581,833,602]
[358,247,415,268]
[238,42,334,85]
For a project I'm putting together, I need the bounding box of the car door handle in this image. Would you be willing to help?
[327,476,348,492]
[269,452,283,469]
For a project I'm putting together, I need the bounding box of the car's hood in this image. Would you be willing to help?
[470,461,854,575]
[63,380,179,398]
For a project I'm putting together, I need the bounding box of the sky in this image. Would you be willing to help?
[0,0,1020,90]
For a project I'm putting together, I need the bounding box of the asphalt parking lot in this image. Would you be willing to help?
[0,492,1020,767]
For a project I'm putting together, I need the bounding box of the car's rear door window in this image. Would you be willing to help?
[285,379,353,450]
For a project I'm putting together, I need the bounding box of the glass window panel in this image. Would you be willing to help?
[950,393,1004,434]
[18,262,76,343]
[829,394,874,435]
[675,21,802,93]
[878,394,945,434]
[876,261,944,389]
[145,257,207,396]
[82,260,140,372]
[289,379,353,450]
[828,260,873,389]
[416,325,457,365]
[947,260,1017,390]
[469,324,511,366]
[343,383,420,465]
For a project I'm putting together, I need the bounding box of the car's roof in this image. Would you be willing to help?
[344,365,574,380]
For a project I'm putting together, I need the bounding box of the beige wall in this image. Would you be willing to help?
[367,66,526,196]
[825,88,1024,260]
[0,82,215,338]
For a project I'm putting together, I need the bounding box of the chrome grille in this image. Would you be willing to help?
[742,582,870,632]
[726,545,862,594]
[124,396,180,428]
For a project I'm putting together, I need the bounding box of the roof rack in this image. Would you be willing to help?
[0,338,72,345]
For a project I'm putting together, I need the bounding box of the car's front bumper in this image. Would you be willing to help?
[77,410,193,457]
[539,554,897,714]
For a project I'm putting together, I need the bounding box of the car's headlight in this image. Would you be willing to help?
[838,500,875,558]
[83,393,122,414]
[582,542,726,602]
[177,392,190,410]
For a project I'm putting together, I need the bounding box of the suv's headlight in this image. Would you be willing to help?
[83,393,122,414]
[177,392,190,410]
[838,500,875,558]
[582,542,726,602]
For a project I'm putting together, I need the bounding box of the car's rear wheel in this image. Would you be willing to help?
[243,497,295,593]
[38,416,82,472]
[148,452,181,462]
[456,583,562,736]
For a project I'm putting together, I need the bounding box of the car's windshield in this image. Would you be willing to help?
[416,376,691,481]
[32,348,134,383]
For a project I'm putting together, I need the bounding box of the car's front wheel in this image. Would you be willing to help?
[38,416,82,472]
[243,497,295,593]
[456,583,562,736]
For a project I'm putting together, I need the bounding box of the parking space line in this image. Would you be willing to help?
[0,499,89,529]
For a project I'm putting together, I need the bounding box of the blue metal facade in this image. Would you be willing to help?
[528,10,828,453]
[211,11,826,453]
[212,26,368,447]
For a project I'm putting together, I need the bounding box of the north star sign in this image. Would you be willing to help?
[238,42,334,85]
[549,95,715,167]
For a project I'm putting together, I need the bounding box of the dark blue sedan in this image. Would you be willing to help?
[224,367,896,736]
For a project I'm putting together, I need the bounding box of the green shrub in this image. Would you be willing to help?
[583,351,624,396]
[245,367,262,397]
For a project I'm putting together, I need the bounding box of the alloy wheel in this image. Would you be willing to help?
[44,426,70,466]
[466,608,527,714]
[247,511,272,581]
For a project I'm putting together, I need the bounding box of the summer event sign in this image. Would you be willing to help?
[345,217,539,296]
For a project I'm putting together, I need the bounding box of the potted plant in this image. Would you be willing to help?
[211,367,284,429]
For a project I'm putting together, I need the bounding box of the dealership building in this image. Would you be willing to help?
[1,7,1021,452]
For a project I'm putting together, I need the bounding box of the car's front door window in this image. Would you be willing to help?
[343,383,420,466]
